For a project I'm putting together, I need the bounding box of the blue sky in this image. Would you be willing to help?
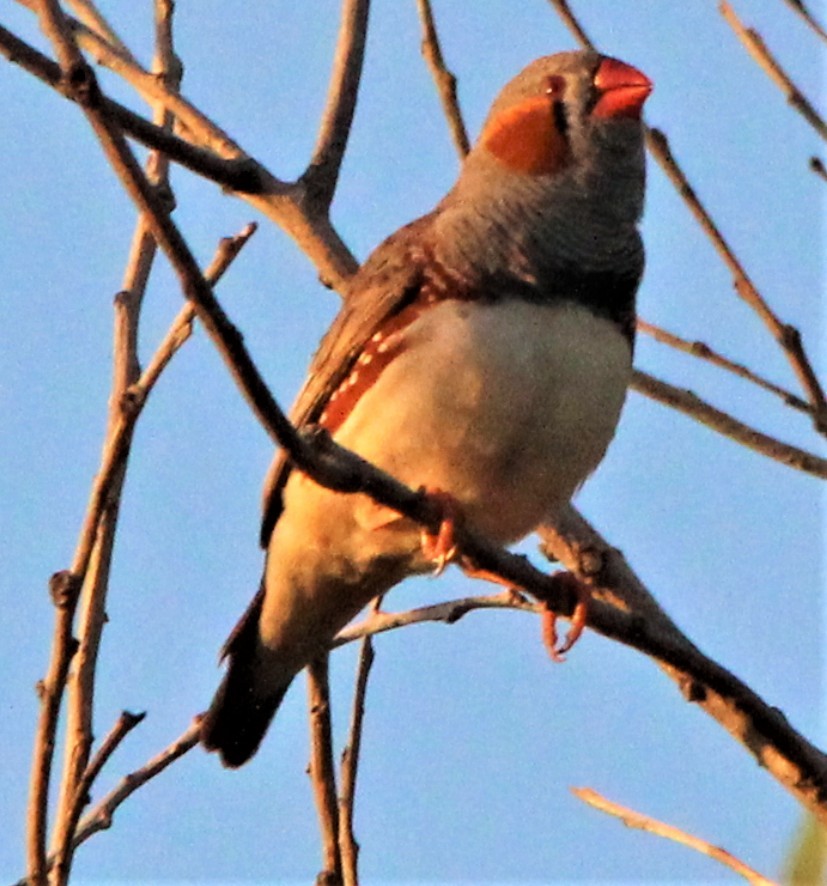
[1,2,824,882]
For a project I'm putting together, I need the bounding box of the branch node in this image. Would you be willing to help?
[49,570,81,609]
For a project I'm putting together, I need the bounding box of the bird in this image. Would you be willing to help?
[201,49,652,767]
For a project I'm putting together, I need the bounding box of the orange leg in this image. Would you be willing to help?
[460,560,591,663]
[419,488,462,575]
[539,572,590,662]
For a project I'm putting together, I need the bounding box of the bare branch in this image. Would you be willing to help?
[26,573,81,886]
[47,4,184,879]
[138,223,259,395]
[631,370,827,478]
[545,0,596,50]
[810,156,827,183]
[334,590,534,647]
[637,320,818,419]
[307,658,342,886]
[51,711,146,883]
[573,788,777,885]
[338,597,381,886]
[779,0,827,42]
[721,2,827,140]
[304,0,371,210]
[61,720,200,855]
[645,127,827,420]
[539,508,827,827]
[64,0,137,63]
[0,22,357,288]
[415,0,470,159]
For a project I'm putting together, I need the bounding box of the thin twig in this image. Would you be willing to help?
[26,573,81,886]
[780,0,827,42]
[35,719,199,884]
[631,370,827,478]
[810,156,827,183]
[334,590,534,647]
[545,0,596,50]
[720,2,827,140]
[49,7,183,876]
[338,597,382,886]
[137,223,259,395]
[0,21,357,288]
[637,319,816,418]
[304,0,371,210]
[573,788,777,885]
[307,657,342,886]
[415,0,470,159]
[51,711,145,883]
[64,0,136,63]
[645,127,827,422]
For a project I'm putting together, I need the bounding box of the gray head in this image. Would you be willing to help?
[434,50,652,277]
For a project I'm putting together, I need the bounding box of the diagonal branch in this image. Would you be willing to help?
[307,657,343,885]
[572,788,777,885]
[538,508,827,826]
[545,0,596,50]
[631,370,827,478]
[0,20,357,289]
[637,320,818,419]
[645,127,826,424]
[303,0,371,211]
[720,2,827,141]
[779,0,827,42]
[415,0,470,159]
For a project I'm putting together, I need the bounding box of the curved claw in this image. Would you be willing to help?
[540,572,590,662]
[419,488,462,575]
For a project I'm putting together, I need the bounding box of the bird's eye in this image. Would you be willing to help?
[545,75,566,98]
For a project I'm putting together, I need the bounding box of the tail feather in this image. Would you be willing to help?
[200,582,293,768]
[201,660,291,768]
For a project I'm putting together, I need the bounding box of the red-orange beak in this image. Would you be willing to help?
[592,57,652,120]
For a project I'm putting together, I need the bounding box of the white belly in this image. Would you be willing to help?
[333,298,632,544]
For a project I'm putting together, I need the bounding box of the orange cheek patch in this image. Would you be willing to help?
[481,95,570,176]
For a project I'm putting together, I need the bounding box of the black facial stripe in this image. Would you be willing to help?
[552,100,569,136]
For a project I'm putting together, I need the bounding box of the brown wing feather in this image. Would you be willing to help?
[259,214,433,547]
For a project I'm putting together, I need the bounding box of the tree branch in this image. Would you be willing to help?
[779,0,827,42]
[303,0,371,211]
[572,788,776,885]
[51,711,146,883]
[545,0,596,50]
[644,127,827,426]
[631,370,827,478]
[415,0,470,159]
[338,597,381,886]
[307,657,343,886]
[26,573,81,886]
[539,508,827,826]
[721,1,827,140]
[637,319,816,419]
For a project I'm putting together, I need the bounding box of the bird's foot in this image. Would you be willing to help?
[420,488,463,575]
[540,571,590,662]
